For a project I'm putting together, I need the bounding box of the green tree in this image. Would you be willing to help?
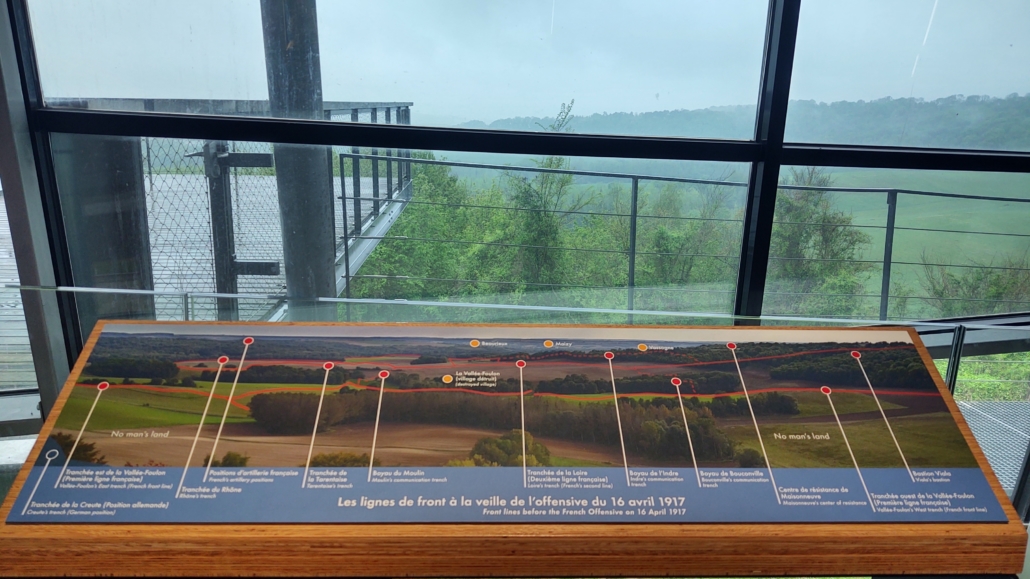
[505,100,590,287]
[765,167,873,317]
[920,251,1030,317]
[456,430,552,467]
[51,432,106,465]
[203,451,249,467]
[736,448,764,468]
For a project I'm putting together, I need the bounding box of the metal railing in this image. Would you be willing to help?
[325,153,1030,322]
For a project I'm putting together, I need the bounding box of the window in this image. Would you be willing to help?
[763,166,1030,320]
[785,0,1030,150]
[28,0,769,139]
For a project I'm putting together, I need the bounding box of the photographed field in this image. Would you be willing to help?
[47,328,979,473]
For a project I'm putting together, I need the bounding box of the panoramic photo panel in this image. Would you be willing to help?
[6,322,1006,524]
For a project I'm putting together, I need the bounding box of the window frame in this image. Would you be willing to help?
[3,0,1030,399]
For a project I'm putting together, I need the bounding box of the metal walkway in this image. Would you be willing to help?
[0,194,36,391]
[958,400,1030,495]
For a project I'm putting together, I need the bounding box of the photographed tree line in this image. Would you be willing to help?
[198,364,363,384]
[768,348,937,390]
[446,430,552,467]
[247,387,801,465]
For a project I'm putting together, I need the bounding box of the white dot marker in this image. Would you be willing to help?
[670,377,700,488]
[822,384,876,512]
[369,370,391,481]
[55,381,109,488]
[177,355,232,498]
[302,361,339,488]
[22,450,62,515]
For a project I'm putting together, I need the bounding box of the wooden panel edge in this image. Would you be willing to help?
[0,320,107,522]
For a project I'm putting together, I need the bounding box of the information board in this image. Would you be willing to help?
[4,322,1010,525]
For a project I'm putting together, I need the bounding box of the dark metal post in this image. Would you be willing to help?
[144,137,154,192]
[385,107,393,198]
[945,325,967,394]
[401,106,411,184]
[370,107,380,216]
[261,0,337,321]
[339,153,351,300]
[733,0,802,325]
[202,140,237,320]
[627,178,639,318]
[351,108,362,232]
[879,190,898,321]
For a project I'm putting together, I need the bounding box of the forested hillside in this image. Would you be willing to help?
[461,94,1030,151]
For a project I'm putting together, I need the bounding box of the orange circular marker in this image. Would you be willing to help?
[378,370,390,379]
[851,351,861,359]
[726,342,736,350]
[516,360,526,368]
[543,340,554,348]
[97,381,110,391]
[469,339,480,348]
[604,351,614,360]
[820,386,832,395]
[671,377,682,387]
[323,362,335,371]
[243,337,254,345]
[637,343,648,351]
[442,375,454,384]
[217,355,229,365]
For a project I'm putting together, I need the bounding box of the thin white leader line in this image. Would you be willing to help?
[23,450,59,515]
[176,358,227,498]
[957,400,1030,439]
[854,353,914,482]
[55,383,107,488]
[368,372,389,482]
[672,379,702,488]
[518,361,528,488]
[824,388,877,513]
[606,354,631,487]
[302,363,335,489]
[205,338,252,482]
[729,345,781,504]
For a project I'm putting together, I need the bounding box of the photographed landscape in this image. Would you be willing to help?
[47,326,977,473]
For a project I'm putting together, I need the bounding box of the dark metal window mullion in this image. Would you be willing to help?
[1,0,79,415]
[733,0,802,322]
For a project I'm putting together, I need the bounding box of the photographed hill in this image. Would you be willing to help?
[461,94,1030,151]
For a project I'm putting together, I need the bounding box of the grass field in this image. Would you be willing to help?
[56,384,254,431]
[726,413,978,469]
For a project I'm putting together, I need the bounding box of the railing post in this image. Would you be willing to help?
[351,108,362,233]
[202,140,238,321]
[385,107,393,198]
[144,136,154,192]
[627,178,639,320]
[879,190,898,321]
[339,153,351,301]
[944,324,966,394]
[401,106,411,184]
[370,107,380,217]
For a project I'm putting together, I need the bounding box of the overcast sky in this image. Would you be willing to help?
[26,0,1030,126]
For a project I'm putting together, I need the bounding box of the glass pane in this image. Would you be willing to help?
[28,0,768,139]
[763,166,1030,320]
[786,0,1030,150]
[48,132,748,334]
[1,187,38,392]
